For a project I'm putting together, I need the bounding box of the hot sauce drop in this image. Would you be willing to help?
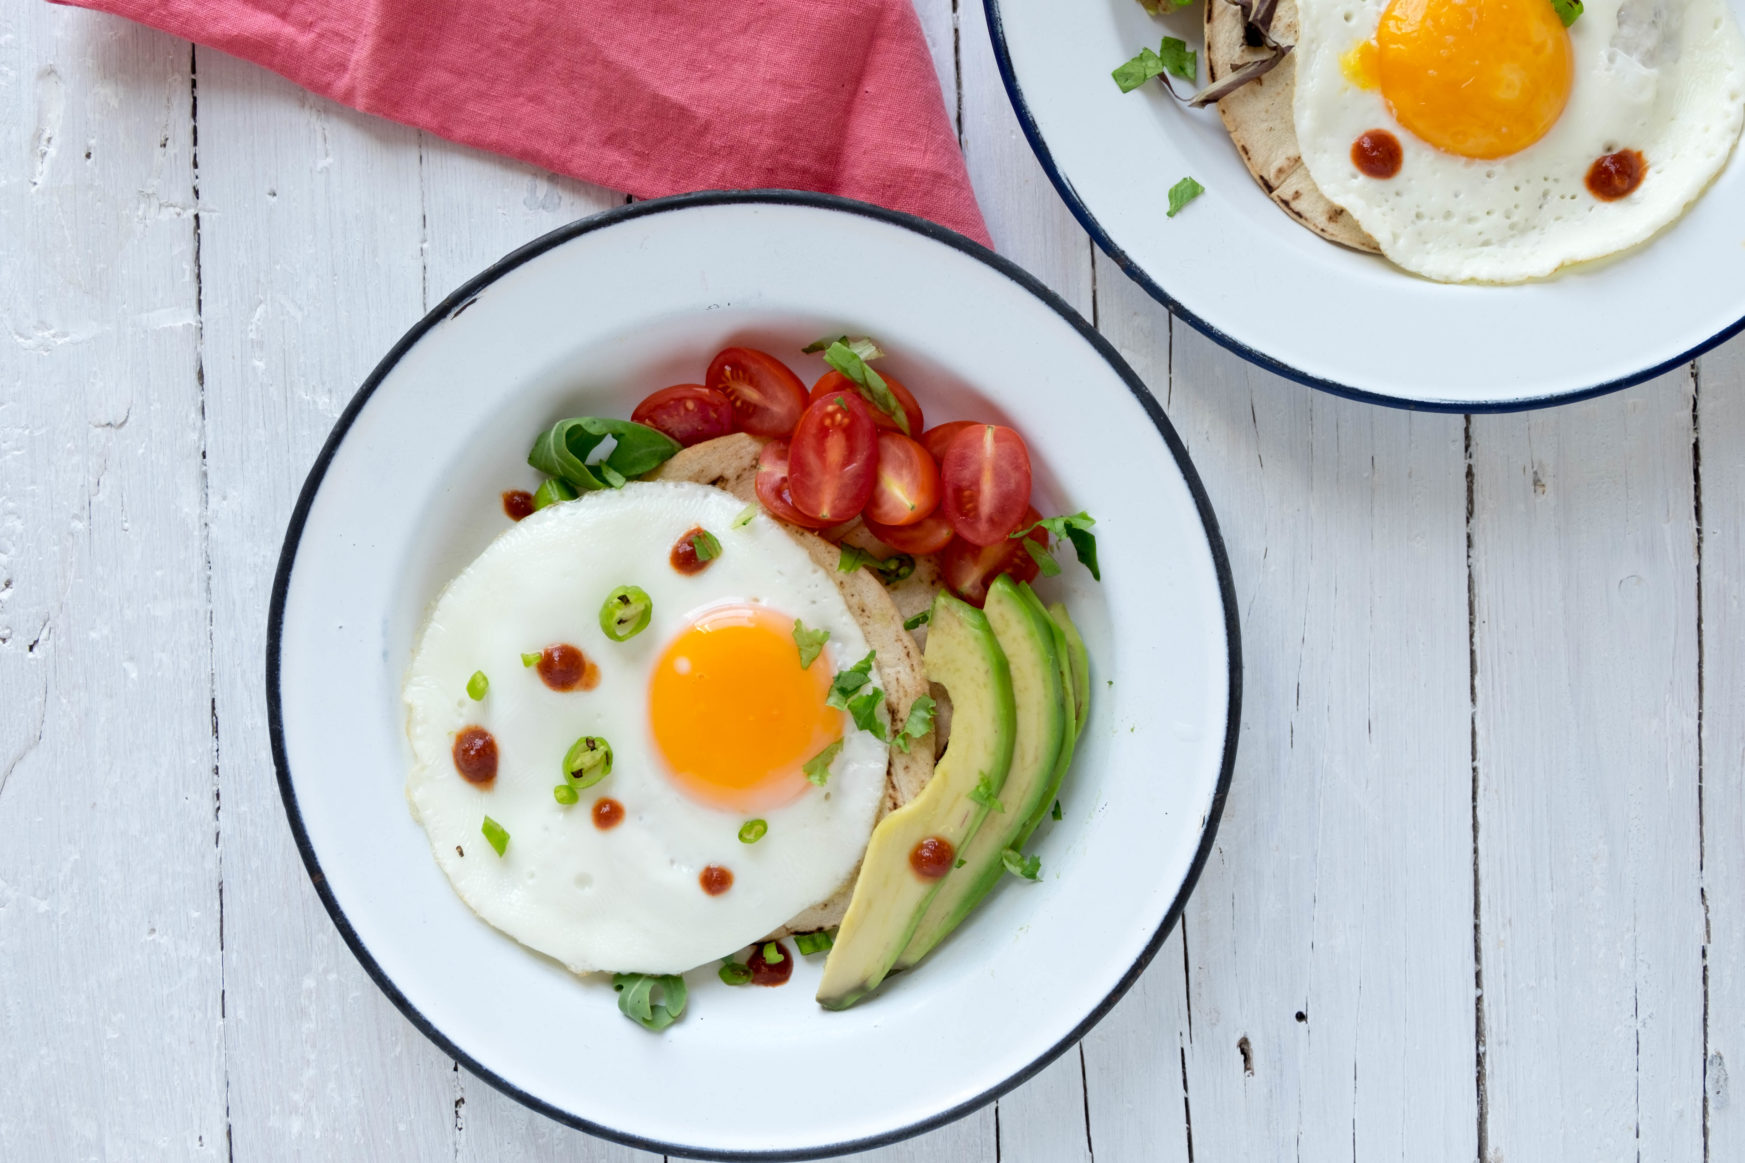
[1586,150,1647,201]
[670,527,717,575]
[1351,130,1403,179]
[747,940,794,986]
[591,797,625,830]
[501,490,535,521]
[910,836,955,881]
[537,644,598,691]
[699,864,734,895]
[452,727,498,784]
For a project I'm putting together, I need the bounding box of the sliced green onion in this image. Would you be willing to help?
[732,504,758,529]
[903,609,930,630]
[554,784,579,806]
[691,528,722,562]
[718,960,753,986]
[739,818,768,844]
[521,651,542,667]
[563,735,614,789]
[761,941,785,965]
[599,585,653,642]
[481,816,509,856]
[466,670,489,700]
[792,620,830,669]
[531,477,579,511]
[803,739,844,786]
[794,929,835,955]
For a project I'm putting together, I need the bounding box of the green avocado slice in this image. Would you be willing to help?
[892,576,1070,973]
[815,591,1016,1011]
[1049,600,1091,739]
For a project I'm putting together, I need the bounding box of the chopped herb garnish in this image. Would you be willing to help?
[846,687,888,740]
[803,335,884,362]
[1001,848,1042,881]
[794,929,835,955]
[563,735,614,789]
[732,503,758,529]
[1024,539,1063,577]
[793,620,831,669]
[738,818,768,844]
[762,941,784,965]
[1113,37,1197,93]
[838,544,915,583]
[528,417,682,493]
[803,740,844,786]
[968,773,1005,813]
[612,972,687,1031]
[599,585,653,642]
[466,670,489,700]
[1052,799,1063,822]
[520,651,542,667]
[1012,512,1100,580]
[690,529,722,562]
[954,857,967,869]
[1550,0,1582,25]
[531,477,578,511]
[553,784,579,806]
[718,960,753,986]
[826,652,877,708]
[599,463,628,489]
[481,816,509,856]
[1168,177,1205,219]
[903,609,931,631]
[820,340,908,433]
[893,695,936,754]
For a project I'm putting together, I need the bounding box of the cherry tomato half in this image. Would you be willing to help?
[939,424,1033,546]
[788,391,879,523]
[707,347,809,436]
[630,384,734,447]
[810,370,924,436]
[754,440,833,529]
[940,507,1046,606]
[920,421,978,465]
[865,432,941,527]
[864,511,955,556]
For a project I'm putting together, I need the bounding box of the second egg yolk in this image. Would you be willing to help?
[649,604,843,813]
[1361,0,1573,160]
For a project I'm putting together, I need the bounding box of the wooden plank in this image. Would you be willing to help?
[1471,376,1704,1160]
[1122,269,1475,1160]
[0,9,227,1159]
[192,51,457,1157]
[1700,332,1745,1162]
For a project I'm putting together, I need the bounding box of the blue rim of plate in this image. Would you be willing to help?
[982,0,1745,413]
[265,189,1242,1160]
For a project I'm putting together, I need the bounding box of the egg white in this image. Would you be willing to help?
[1293,0,1745,282]
[403,481,888,975]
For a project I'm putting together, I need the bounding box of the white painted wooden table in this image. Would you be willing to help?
[4,4,1738,1159]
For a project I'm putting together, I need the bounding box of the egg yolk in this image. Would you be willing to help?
[649,604,843,813]
[1365,0,1573,160]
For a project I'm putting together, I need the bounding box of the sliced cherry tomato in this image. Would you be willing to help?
[865,432,941,527]
[940,424,1033,546]
[920,421,978,465]
[630,384,734,447]
[707,347,808,436]
[788,392,878,522]
[810,370,924,435]
[940,507,1046,606]
[754,440,833,529]
[864,511,955,555]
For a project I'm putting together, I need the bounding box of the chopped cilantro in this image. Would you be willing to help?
[793,620,830,669]
[839,544,915,583]
[804,740,844,786]
[1001,848,1042,881]
[1013,511,1100,580]
[904,609,931,631]
[1550,0,1582,24]
[1168,177,1205,219]
[826,652,877,708]
[1052,799,1064,822]
[846,687,888,740]
[968,773,1005,814]
[893,695,936,754]
[1112,37,1196,93]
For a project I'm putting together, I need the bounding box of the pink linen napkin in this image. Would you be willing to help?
[53,0,991,246]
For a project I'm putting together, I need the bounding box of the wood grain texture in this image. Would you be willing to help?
[1471,378,1704,1160]
[0,8,226,1159]
[1696,334,1742,1163]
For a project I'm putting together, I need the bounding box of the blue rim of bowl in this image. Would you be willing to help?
[266,189,1242,1160]
[981,0,1745,413]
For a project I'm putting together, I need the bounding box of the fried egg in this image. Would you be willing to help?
[403,481,888,975]
[1292,0,1745,281]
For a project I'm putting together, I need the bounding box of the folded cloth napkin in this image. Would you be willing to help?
[54,0,990,246]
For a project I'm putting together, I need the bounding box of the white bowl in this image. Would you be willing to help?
[267,192,1239,1158]
[985,0,1745,409]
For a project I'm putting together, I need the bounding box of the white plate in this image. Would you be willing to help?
[268,192,1239,1159]
[985,0,1745,409]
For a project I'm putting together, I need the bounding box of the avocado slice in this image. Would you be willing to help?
[893,577,1070,972]
[1049,600,1091,739]
[815,591,1017,1010]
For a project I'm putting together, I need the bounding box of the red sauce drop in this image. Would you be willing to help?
[747,940,794,986]
[1351,130,1403,180]
[502,490,535,521]
[670,526,715,575]
[591,797,624,830]
[700,864,734,895]
[1586,149,1647,201]
[910,836,955,881]
[452,727,498,784]
[537,644,593,691]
